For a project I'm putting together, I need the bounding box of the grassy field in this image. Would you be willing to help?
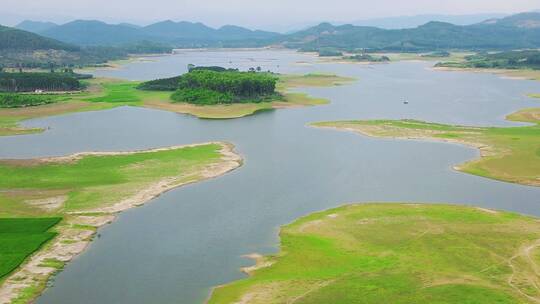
[209,203,540,304]
[0,73,354,135]
[0,143,233,216]
[312,107,540,187]
[0,218,61,280]
[0,142,240,303]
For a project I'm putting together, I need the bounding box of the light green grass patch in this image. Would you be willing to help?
[208,203,540,304]
[0,143,227,215]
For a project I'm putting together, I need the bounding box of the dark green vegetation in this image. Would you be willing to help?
[136,67,239,91]
[0,218,61,279]
[344,54,390,62]
[165,70,277,105]
[286,13,540,52]
[209,204,540,303]
[0,94,57,108]
[136,75,182,91]
[437,50,540,69]
[421,51,451,58]
[0,25,78,52]
[313,107,540,187]
[317,49,343,57]
[0,72,82,92]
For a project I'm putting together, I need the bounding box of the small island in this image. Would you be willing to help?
[208,203,540,303]
[136,66,355,119]
[312,106,540,187]
[0,67,355,136]
[0,142,242,303]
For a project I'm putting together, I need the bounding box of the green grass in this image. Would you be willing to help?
[312,108,540,187]
[208,204,540,304]
[0,143,228,216]
[0,217,61,279]
[85,82,142,104]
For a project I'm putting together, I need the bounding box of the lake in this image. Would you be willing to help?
[1,49,539,304]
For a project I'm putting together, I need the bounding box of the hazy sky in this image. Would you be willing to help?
[2,0,539,30]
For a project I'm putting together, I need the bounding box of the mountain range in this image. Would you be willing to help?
[284,12,540,51]
[10,12,540,51]
[2,12,540,68]
[15,19,280,47]
[349,13,508,29]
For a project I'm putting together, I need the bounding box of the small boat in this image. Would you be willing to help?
[403,100,409,104]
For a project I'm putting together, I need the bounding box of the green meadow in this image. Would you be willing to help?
[312,107,540,187]
[0,143,227,216]
[209,203,540,304]
[0,218,61,281]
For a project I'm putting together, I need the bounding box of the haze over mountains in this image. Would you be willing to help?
[2,11,540,68]
[284,12,540,51]
[10,12,540,51]
[349,13,508,29]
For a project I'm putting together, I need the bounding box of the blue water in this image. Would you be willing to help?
[0,50,538,304]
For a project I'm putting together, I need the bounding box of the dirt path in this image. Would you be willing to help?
[507,239,540,303]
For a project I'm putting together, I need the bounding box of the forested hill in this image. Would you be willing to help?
[25,20,280,47]
[0,25,172,68]
[283,12,540,51]
[0,25,79,51]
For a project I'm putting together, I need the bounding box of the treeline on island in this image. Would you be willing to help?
[136,66,239,91]
[138,66,278,105]
[436,50,540,69]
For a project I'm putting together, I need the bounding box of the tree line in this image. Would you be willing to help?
[0,72,82,92]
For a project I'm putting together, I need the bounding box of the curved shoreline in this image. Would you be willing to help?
[0,142,243,304]
[310,116,540,187]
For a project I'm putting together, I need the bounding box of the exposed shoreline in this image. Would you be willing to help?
[311,119,539,187]
[0,142,243,304]
[433,66,540,82]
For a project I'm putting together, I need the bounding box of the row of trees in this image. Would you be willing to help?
[0,72,81,92]
[0,93,56,108]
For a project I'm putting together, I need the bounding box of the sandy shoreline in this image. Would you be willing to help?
[0,142,242,304]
